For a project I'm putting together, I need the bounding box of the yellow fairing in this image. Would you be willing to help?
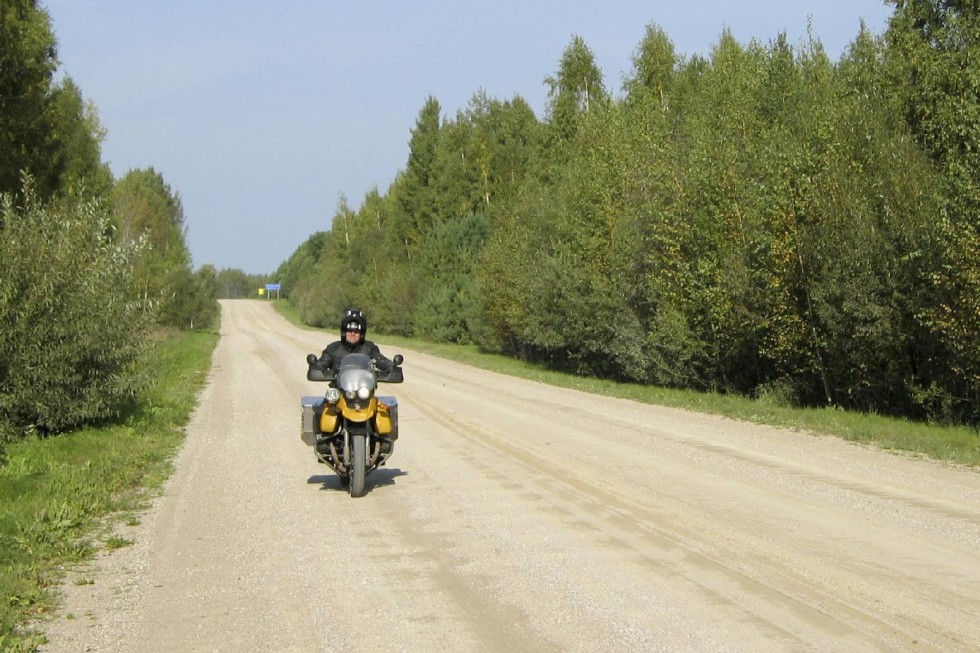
[319,403,339,433]
[374,401,393,435]
[339,396,377,422]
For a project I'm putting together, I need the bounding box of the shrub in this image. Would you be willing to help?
[0,184,151,440]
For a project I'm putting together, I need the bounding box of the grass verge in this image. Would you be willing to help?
[0,328,218,651]
[276,302,979,468]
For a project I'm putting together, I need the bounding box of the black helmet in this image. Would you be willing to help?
[340,308,367,338]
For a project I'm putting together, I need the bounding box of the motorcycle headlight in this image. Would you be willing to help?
[357,386,372,400]
[325,388,340,403]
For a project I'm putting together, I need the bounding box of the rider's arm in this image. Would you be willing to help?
[368,342,393,371]
[318,341,341,370]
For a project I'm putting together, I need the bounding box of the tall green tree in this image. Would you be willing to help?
[624,23,678,104]
[545,35,609,145]
[433,106,481,219]
[476,179,562,357]
[391,96,442,258]
[0,0,55,194]
[468,93,544,208]
[276,231,327,297]
[647,31,768,392]
[1,1,108,201]
[885,0,980,419]
[412,211,488,344]
[43,76,113,198]
[348,188,417,335]
[111,168,202,327]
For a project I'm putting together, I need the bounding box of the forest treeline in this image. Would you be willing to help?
[279,2,979,426]
[0,1,249,453]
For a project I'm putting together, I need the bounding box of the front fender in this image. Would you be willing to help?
[338,396,378,423]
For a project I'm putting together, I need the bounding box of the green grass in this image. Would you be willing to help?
[275,303,979,468]
[0,327,218,651]
[269,297,304,327]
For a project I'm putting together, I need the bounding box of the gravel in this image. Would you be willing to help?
[38,300,980,652]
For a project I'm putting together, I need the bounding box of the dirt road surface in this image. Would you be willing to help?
[40,300,980,652]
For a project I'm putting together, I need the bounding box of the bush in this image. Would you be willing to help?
[0,185,151,440]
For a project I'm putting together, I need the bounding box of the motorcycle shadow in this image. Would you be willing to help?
[306,468,408,493]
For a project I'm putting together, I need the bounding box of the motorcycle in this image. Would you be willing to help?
[301,352,404,497]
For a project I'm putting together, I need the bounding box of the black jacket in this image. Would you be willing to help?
[317,339,392,372]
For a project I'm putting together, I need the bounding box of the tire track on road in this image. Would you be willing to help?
[398,384,978,651]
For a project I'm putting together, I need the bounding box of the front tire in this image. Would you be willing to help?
[349,434,366,497]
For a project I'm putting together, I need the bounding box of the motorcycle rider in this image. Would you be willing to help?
[314,308,393,373]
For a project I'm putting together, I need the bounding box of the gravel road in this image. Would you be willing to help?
[40,299,980,652]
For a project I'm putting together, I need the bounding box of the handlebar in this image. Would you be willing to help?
[305,353,404,383]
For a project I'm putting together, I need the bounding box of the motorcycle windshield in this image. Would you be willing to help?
[337,354,376,394]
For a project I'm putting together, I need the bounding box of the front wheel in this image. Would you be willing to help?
[349,434,366,497]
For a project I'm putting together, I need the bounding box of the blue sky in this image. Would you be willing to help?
[43,1,894,274]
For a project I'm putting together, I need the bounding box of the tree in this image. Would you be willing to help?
[391,96,442,257]
[433,105,482,219]
[545,35,609,145]
[624,23,678,105]
[0,0,57,197]
[467,93,545,208]
[1,2,109,202]
[885,0,980,420]
[42,76,113,199]
[110,168,194,326]
[412,212,489,344]
[155,264,219,330]
[216,267,252,298]
[276,231,327,297]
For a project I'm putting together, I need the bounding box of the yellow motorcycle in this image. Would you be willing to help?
[301,352,404,497]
